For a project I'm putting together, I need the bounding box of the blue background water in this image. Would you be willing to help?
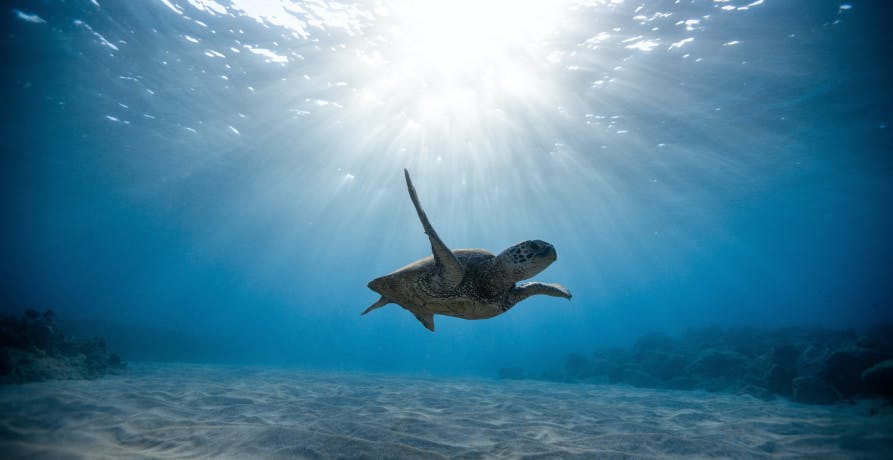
[2,0,891,376]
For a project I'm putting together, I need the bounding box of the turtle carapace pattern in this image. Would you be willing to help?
[362,169,571,332]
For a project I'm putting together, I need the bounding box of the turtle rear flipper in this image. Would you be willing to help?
[404,169,464,290]
[361,296,389,315]
[413,311,435,332]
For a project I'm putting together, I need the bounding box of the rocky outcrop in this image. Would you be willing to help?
[0,309,125,384]
[500,324,893,405]
[861,359,893,397]
[822,347,891,397]
[792,376,841,404]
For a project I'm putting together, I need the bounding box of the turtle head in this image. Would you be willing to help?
[495,240,557,282]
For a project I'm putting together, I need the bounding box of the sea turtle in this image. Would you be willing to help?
[362,169,571,332]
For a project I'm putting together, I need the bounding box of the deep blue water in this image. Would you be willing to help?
[2,0,891,376]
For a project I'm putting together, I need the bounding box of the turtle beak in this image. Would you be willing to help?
[533,240,556,262]
[542,245,556,262]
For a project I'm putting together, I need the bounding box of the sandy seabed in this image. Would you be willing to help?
[0,363,890,459]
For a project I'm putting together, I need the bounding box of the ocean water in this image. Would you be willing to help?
[2,0,892,458]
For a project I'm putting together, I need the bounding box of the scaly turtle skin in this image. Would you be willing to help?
[362,169,572,332]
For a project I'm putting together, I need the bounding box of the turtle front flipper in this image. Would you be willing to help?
[503,282,572,311]
[404,169,464,290]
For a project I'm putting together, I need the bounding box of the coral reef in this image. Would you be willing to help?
[0,309,125,384]
[508,324,893,405]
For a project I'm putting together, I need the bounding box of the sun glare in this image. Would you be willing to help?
[367,0,568,103]
[344,0,572,170]
[393,0,554,82]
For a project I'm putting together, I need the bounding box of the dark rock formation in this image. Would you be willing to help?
[765,343,800,397]
[792,376,840,405]
[0,309,126,384]
[861,359,893,397]
[766,364,796,397]
[685,350,747,379]
[822,347,892,397]
[530,324,893,405]
[772,343,800,369]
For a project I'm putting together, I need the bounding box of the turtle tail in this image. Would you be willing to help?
[361,296,389,315]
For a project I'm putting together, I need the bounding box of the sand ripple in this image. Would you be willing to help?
[0,363,890,459]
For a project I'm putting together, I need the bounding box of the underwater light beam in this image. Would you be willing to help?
[337,0,574,179]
